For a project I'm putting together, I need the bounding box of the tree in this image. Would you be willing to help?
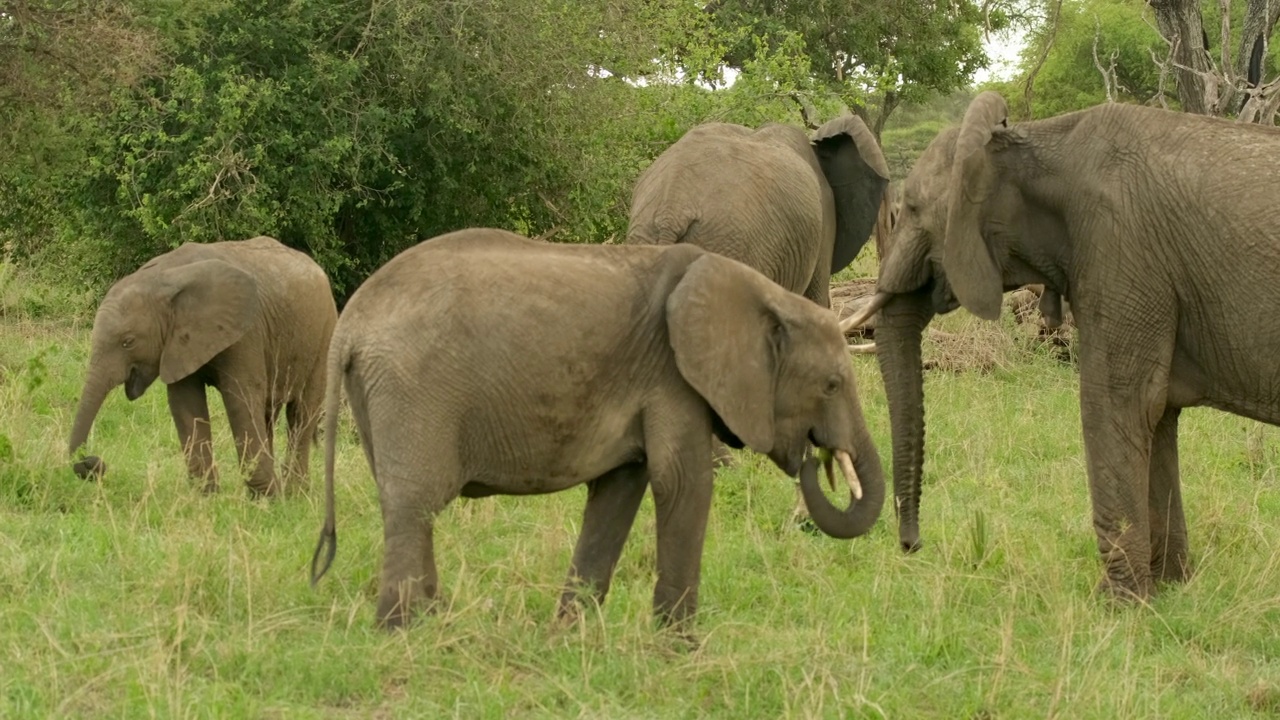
[1148,0,1280,120]
[995,0,1166,119]
[703,0,1004,138]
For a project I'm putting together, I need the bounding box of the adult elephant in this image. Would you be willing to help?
[628,115,890,519]
[68,236,338,497]
[310,229,885,630]
[627,114,890,309]
[845,91,1280,601]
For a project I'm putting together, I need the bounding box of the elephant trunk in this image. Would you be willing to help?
[797,424,886,539]
[876,290,933,552]
[68,366,113,479]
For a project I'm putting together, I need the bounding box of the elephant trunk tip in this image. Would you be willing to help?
[72,455,107,481]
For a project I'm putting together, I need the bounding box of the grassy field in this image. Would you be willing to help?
[5,264,1280,719]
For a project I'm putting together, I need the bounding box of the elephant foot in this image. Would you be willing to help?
[376,580,437,631]
[554,585,605,626]
[73,456,107,481]
[1093,573,1154,605]
[653,585,698,636]
[655,621,703,652]
[245,476,281,499]
[1152,552,1191,585]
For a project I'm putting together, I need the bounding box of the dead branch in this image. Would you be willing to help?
[1092,15,1121,102]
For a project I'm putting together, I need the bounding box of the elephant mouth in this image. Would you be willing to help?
[124,366,157,401]
[804,432,864,501]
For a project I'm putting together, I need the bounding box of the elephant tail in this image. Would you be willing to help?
[310,333,349,587]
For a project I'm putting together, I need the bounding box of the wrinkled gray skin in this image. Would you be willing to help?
[310,229,885,630]
[628,115,890,307]
[871,91,1280,601]
[627,115,890,500]
[68,237,338,496]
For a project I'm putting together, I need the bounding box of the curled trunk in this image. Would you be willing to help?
[797,427,886,539]
[875,290,933,552]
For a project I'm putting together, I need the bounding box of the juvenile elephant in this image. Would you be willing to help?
[310,228,885,630]
[68,236,338,496]
[627,115,890,308]
[846,92,1280,600]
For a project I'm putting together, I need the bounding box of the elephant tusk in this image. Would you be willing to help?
[847,342,877,354]
[835,449,863,501]
[838,291,892,333]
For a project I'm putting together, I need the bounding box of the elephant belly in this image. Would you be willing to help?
[458,408,646,496]
[1168,339,1280,425]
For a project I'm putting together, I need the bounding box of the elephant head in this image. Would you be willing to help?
[666,253,886,538]
[843,91,1072,551]
[812,114,892,275]
[68,259,260,477]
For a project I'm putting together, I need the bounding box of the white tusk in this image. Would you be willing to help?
[838,291,892,333]
[835,450,863,501]
[847,342,877,354]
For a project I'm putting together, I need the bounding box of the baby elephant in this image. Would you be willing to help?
[311,228,885,630]
[68,236,338,496]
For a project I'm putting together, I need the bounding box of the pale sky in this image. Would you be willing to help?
[974,32,1027,85]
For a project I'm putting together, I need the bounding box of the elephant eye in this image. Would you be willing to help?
[823,376,841,396]
[121,337,136,349]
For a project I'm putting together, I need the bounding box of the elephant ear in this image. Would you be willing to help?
[158,259,260,384]
[666,254,780,453]
[812,114,890,274]
[943,91,1008,321]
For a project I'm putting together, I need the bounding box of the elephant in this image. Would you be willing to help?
[309,228,885,630]
[627,114,890,309]
[844,91,1280,600]
[626,115,891,518]
[68,236,338,497]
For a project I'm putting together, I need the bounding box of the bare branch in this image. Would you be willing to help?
[1091,15,1120,102]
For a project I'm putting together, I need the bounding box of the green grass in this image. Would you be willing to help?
[5,269,1280,718]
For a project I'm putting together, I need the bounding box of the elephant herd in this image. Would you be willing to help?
[66,91,1280,630]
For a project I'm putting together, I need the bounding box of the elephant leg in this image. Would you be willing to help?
[220,385,277,497]
[167,376,217,492]
[1149,407,1189,583]
[282,362,326,491]
[557,463,648,620]
[1077,324,1173,601]
[376,501,440,630]
[649,456,714,629]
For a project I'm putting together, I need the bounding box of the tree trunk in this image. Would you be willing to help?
[1148,0,1215,114]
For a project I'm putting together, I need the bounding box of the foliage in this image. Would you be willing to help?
[992,0,1280,121]
[705,0,1003,134]
[0,1,757,296]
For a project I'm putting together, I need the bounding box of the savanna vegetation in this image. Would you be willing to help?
[5,0,1280,716]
